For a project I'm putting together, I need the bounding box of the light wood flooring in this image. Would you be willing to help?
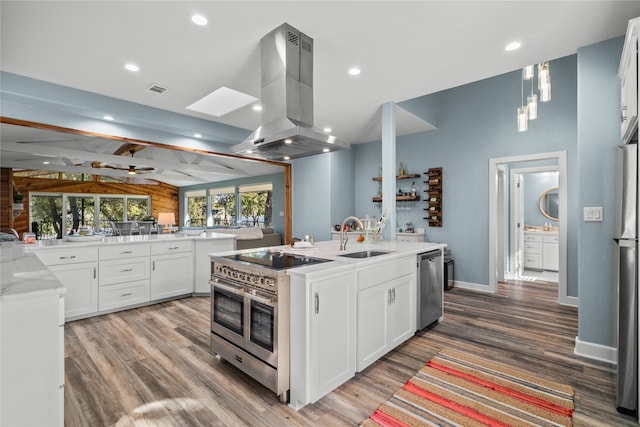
[65,280,638,426]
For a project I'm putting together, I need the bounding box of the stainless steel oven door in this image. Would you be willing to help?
[245,291,278,367]
[211,278,246,349]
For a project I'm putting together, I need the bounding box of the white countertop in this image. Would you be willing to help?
[1,243,66,297]
[24,231,236,251]
[210,239,446,278]
[524,230,558,236]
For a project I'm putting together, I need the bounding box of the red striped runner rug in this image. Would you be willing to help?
[362,349,574,427]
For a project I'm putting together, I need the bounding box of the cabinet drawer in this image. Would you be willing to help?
[99,280,150,311]
[543,235,559,243]
[99,244,150,260]
[36,247,98,266]
[151,240,192,255]
[523,234,542,243]
[524,253,543,269]
[523,242,542,254]
[358,257,414,290]
[99,257,150,286]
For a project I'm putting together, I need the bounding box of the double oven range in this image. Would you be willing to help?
[210,249,330,403]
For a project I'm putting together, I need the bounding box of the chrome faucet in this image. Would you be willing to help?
[339,216,364,251]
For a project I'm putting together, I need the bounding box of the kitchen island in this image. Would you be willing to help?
[27,231,235,320]
[1,243,66,426]
[209,239,445,410]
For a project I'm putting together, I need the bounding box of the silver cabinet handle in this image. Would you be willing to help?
[168,246,179,250]
[387,289,391,305]
[120,250,133,254]
[120,292,133,297]
[314,292,319,314]
[59,255,76,260]
[152,261,155,271]
[393,288,396,304]
[120,268,133,273]
[213,281,245,295]
[93,267,96,279]
[246,292,274,305]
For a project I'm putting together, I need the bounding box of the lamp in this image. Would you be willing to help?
[516,70,528,132]
[517,61,550,131]
[157,212,175,233]
[538,62,551,102]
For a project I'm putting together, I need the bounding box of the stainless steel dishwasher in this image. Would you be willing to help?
[417,250,443,330]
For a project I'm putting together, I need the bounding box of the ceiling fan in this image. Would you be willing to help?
[98,149,155,175]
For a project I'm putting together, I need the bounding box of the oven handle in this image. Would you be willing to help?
[246,292,275,306]
[210,279,245,295]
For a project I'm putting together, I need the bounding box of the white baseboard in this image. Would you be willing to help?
[574,336,616,364]
[559,295,578,307]
[453,281,495,293]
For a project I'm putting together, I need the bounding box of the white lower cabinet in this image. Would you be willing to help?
[357,260,415,371]
[193,238,235,293]
[151,250,194,300]
[289,269,356,410]
[1,288,65,426]
[543,235,559,271]
[36,247,99,319]
[99,279,150,312]
[309,273,356,402]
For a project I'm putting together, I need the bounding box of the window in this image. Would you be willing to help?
[185,190,206,227]
[239,183,273,228]
[210,187,236,226]
[65,195,95,234]
[61,172,93,181]
[29,193,151,238]
[30,194,63,239]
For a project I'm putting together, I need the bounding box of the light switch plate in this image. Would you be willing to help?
[583,207,603,222]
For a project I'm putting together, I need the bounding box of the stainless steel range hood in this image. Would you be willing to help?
[231,23,349,161]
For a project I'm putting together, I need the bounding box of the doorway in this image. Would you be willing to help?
[489,151,575,306]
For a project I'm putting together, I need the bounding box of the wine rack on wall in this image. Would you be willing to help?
[423,167,442,227]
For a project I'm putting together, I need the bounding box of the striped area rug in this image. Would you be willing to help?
[363,349,574,427]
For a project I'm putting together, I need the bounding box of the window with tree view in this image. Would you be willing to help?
[239,183,272,228]
[211,187,236,227]
[185,190,206,227]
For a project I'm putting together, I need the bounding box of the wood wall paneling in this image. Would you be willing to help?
[0,168,13,229]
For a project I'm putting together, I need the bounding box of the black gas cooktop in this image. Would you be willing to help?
[222,249,331,270]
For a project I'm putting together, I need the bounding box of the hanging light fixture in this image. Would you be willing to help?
[538,62,551,102]
[517,73,528,132]
[522,65,534,80]
[527,74,538,120]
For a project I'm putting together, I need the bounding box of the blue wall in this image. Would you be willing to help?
[576,37,625,347]
[353,54,578,293]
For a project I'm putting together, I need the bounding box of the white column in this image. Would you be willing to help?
[381,102,396,241]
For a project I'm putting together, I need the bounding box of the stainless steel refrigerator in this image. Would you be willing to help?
[614,143,638,416]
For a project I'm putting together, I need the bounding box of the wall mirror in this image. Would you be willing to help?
[538,186,559,221]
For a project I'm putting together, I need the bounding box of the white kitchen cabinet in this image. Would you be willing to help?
[151,241,194,300]
[1,288,66,426]
[37,247,99,319]
[98,244,150,312]
[309,273,356,402]
[289,268,356,410]
[356,257,416,371]
[543,235,559,272]
[619,17,639,144]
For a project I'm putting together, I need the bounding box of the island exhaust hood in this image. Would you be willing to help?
[230,23,349,161]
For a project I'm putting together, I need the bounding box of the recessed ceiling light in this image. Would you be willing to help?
[505,41,521,52]
[193,133,202,138]
[103,115,114,121]
[124,63,139,72]
[322,148,330,153]
[323,127,332,133]
[283,156,290,160]
[348,67,361,76]
[252,104,262,111]
[43,161,50,165]
[284,139,293,144]
[191,14,208,26]
[246,150,253,154]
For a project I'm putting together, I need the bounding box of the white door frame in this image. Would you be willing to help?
[509,165,559,279]
[489,151,573,306]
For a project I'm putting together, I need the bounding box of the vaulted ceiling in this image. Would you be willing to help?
[1,1,639,185]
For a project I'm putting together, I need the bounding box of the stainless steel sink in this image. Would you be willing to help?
[338,250,392,259]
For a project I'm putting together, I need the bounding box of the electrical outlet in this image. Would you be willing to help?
[583,207,603,222]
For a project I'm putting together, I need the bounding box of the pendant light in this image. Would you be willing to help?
[527,77,538,120]
[538,62,551,102]
[517,73,528,132]
[522,65,534,80]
